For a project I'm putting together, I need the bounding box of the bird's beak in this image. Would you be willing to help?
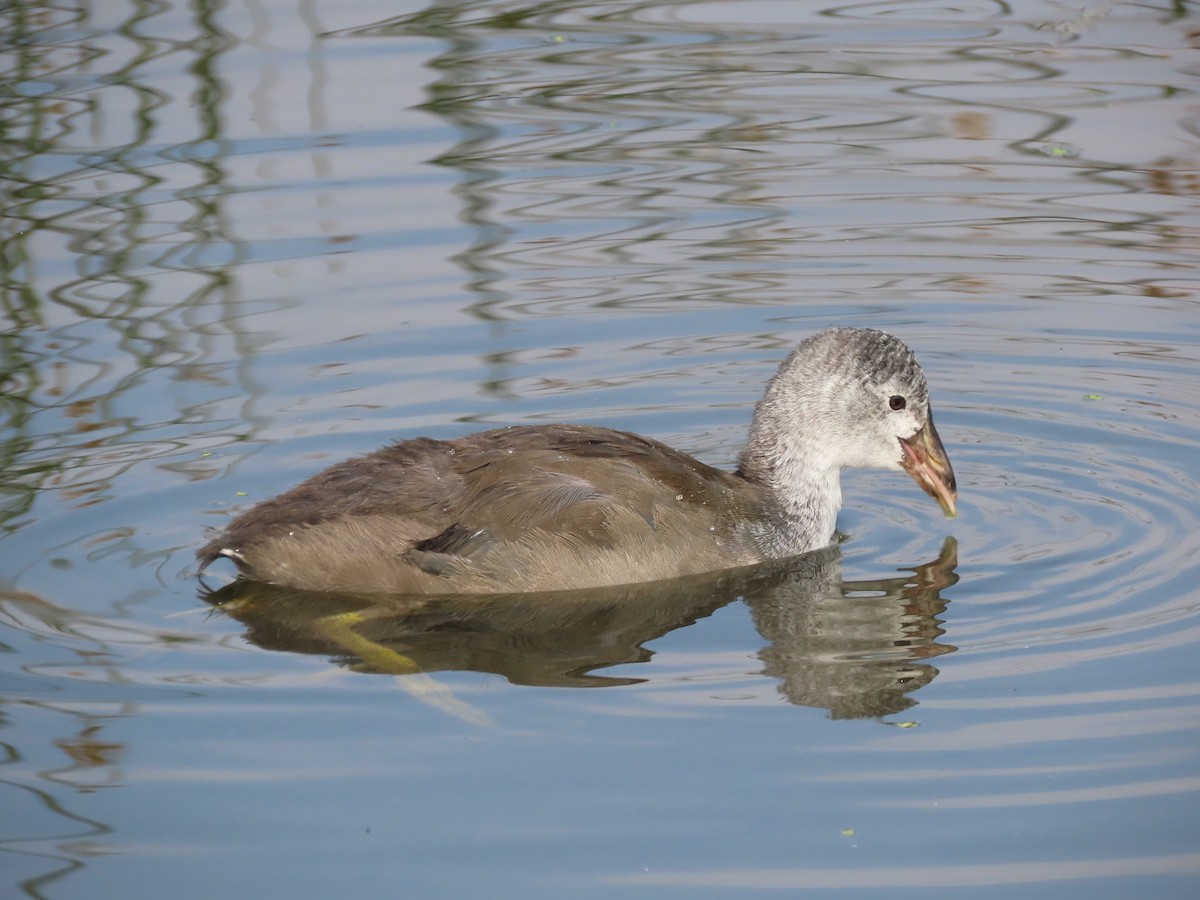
[899,414,957,518]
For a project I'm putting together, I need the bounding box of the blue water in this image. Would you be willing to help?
[3,0,1200,896]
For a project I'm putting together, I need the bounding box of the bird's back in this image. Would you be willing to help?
[198,424,773,594]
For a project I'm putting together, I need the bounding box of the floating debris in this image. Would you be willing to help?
[1035,142,1082,159]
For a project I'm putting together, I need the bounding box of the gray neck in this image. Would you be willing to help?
[738,389,844,559]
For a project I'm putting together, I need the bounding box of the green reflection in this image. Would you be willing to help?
[0,0,256,892]
[0,0,252,532]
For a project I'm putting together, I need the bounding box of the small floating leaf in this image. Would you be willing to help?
[896,720,919,728]
[1035,141,1081,159]
[235,490,248,496]
[841,828,855,837]
[1084,393,1103,401]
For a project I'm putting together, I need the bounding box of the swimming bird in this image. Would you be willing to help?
[197,327,956,594]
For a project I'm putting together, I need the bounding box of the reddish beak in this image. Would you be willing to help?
[899,415,957,518]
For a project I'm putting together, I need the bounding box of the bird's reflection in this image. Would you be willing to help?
[746,540,957,718]
[202,538,957,721]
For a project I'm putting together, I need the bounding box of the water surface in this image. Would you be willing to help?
[3,0,1200,897]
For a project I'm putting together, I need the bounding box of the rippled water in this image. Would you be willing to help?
[3,0,1200,896]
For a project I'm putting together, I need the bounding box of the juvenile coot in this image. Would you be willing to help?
[197,327,956,594]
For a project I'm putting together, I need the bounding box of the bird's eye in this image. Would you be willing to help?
[889,395,907,411]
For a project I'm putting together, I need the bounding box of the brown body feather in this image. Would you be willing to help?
[198,424,777,594]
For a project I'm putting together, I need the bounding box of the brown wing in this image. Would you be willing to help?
[199,424,771,593]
